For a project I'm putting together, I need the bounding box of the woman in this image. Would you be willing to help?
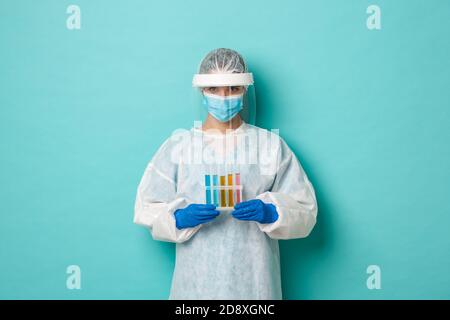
[134,48,318,299]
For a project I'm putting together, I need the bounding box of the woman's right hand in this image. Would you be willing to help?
[174,204,220,229]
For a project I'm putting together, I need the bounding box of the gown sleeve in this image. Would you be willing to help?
[133,138,201,243]
[256,138,318,239]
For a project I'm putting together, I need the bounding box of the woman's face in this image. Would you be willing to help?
[203,86,245,96]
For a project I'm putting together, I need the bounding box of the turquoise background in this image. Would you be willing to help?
[1,0,449,299]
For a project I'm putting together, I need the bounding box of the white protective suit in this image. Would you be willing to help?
[134,122,318,299]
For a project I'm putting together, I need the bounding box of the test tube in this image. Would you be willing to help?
[220,175,226,207]
[227,174,234,207]
[235,173,241,204]
[205,175,211,204]
[212,175,219,206]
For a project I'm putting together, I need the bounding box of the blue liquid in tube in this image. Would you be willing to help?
[205,175,212,204]
[212,175,219,206]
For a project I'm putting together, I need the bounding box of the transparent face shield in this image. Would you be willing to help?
[190,72,256,209]
[192,73,256,129]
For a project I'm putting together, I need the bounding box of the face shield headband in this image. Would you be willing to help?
[192,73,254,87]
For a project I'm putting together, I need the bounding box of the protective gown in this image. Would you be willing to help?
[134,122,318,299]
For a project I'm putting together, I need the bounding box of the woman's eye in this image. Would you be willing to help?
[208,87,216,92]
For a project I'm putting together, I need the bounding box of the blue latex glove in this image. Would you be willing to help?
[174,204,220,229]
[232,199,279,224]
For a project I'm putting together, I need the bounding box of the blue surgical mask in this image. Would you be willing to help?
[203,92,244,122]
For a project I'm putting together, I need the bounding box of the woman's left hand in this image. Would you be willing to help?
[231,199,279,224]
